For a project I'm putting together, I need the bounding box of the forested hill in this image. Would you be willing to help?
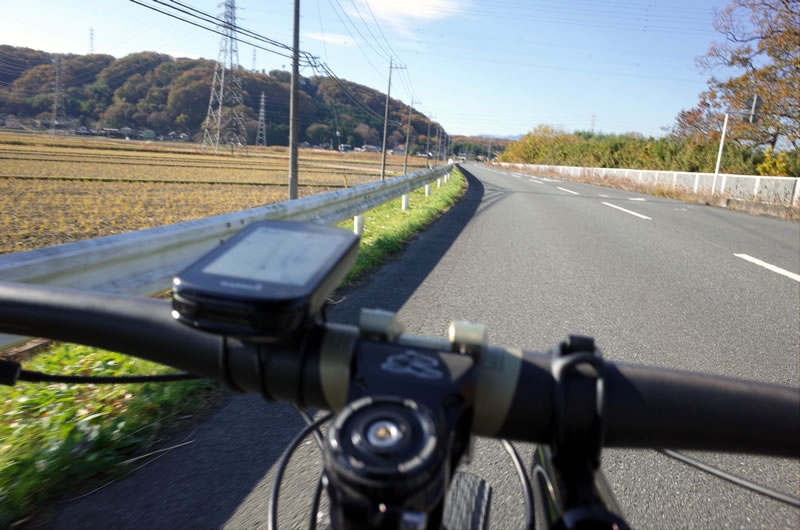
[0,45,440,149]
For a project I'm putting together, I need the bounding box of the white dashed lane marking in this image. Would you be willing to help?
[734,254,800,283]
[601,202,651,220]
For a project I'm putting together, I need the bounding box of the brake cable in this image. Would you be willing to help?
[268,412,334,530]
[658,449,800,508]
[0,359,199,386]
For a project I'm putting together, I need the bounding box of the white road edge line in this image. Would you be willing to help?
[601,202,651,220]
[628,198,647,201]
[528,178,544,184]
[557,187,579,195]
[733,254,800,283]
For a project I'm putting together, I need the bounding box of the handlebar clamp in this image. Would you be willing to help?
[551,335,606,472]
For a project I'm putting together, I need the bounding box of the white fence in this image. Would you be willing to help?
[496,163,800,206]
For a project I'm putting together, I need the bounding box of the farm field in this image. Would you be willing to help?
[0,131,431,254]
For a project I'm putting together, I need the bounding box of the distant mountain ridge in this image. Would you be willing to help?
[0,45,442,149]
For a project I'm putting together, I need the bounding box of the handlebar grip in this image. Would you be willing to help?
[0,281,224,381]
[490,349,800,458]
[0,281,339,411]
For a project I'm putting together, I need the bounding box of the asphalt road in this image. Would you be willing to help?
[35,163,800,528]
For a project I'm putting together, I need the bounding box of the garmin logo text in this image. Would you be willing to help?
[220,279,263,291]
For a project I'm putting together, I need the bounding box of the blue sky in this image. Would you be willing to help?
[2,0,730,138]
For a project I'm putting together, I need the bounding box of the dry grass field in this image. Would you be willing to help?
[0,131,430,253]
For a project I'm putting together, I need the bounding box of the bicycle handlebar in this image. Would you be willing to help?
[1,280,798,458]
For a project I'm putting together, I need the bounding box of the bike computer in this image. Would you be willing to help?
[171,220,359,339]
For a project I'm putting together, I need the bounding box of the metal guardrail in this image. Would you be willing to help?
[0,164,453,350]
[0,163,453,294]
[496,162,800,206]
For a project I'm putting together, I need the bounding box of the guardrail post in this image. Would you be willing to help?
[425,184,430,196]
[437,178,441,188]
[402,194,409,211]
[353,214,364,236]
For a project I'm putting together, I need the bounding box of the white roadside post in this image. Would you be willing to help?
[402,194,409,211]
[353,214,364,236]
[437,178,441,188]
[425,184,430,196]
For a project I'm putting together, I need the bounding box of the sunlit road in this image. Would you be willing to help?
[37,162,800,528]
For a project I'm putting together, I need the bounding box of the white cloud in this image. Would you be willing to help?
[304,32,355,47]
[359,0,464,21]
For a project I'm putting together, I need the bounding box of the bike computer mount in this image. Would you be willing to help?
[171,220,359,340]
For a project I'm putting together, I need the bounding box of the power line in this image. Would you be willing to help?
[347,0,392,60]
[361,0,401,64]
[164,0,297,53]
[129,0,310,63]
[330,0,389,61]
[325,0,386,80]
[314,62,401,126]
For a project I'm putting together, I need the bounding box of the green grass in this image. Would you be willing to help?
[338,167,466,284]
[0,166,466,526]
[0,345,217,527]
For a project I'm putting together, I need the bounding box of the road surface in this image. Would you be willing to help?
[36,162,800,528]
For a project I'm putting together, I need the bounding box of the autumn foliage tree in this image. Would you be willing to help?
[671,0,800,150]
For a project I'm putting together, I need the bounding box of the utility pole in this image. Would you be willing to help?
[89,28,94,54]
[425,120,431,169]
[712,112,730,189]
[252,49,256,71]
[50,56,61,135]
[380,58,406,180]
[288,0,300,198]
[380,58,392,181]
[256,91,267,147]
[591,113,596,135]
[436,126,442,163]
[713,94,762,194]
[402,98,415,175]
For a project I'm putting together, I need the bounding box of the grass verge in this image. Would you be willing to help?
[0,167,466,526]
[0,349,218,527]
[338,167,466,284]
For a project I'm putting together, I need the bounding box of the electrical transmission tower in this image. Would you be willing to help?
[256,92,267,147]
[202,0,248,154]
[50,56,62,135]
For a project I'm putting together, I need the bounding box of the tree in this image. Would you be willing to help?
[306,123,331,144]
[675,1,800,148]
[354,122,378,145]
